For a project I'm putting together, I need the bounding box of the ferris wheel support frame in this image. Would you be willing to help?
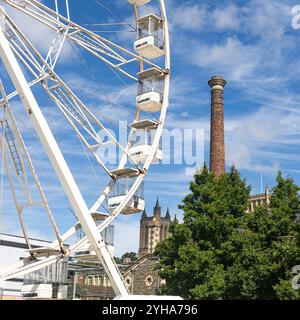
[0,96,64,252]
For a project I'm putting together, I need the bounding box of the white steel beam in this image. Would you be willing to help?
[0,134,32,250]
[2,97,64,250]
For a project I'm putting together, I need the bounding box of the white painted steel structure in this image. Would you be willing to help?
[0,0,170,299]
[0,233,57,299]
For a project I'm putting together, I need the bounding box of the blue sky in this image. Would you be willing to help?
[1,0,300,257]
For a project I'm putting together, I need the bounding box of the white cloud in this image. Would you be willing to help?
[226,105,300,173]
[65,72,135,124]
[173,0,294,83]
[242,0,291,40]
[4,2,75,64]
[169,75,208,109]
[165,98,300,175]
[213,4,241,31]
[170,4,206,32]
[193,37,260,81]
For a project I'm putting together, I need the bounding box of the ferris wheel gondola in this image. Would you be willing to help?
[0,0,170,299]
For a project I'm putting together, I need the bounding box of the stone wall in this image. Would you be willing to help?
[123,255,161,295]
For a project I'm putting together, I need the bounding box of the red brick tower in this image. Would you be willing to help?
[208,76,226,177]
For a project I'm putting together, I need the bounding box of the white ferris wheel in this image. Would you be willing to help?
[0,0,170,299]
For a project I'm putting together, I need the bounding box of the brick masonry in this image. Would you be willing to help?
[208,76,226,177]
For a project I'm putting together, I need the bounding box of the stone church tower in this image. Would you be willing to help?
[122,199,176,295]
[138,198,172,257]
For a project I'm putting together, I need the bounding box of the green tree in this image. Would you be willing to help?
[225,173,300,299]
[114,252,138,265]
[121,252,138,262]
[114,257,123,265]
[155,166,300,300]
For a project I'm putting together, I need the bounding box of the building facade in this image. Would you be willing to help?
[123,254,161,295]
[67,264,115,300]
[138,198,172,257]
[123,199,176,296]
[246,186,270,213]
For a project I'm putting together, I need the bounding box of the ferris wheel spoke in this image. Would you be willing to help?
[4,20,44,71]
[1,75,49,103]
[2,0,167,79]
[0,10,144,176]
[43,0,70,71]
[44,28,70,71]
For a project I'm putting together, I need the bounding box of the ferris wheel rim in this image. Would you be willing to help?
[48,0,171,255]
[86,0,171,235]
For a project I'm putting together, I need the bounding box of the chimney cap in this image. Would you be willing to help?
[208,76,227,91]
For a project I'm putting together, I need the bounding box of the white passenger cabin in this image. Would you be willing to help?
[108,168,145,215]
[74,213,115,260]
[137,68,164,113]
[129,119,162,163]
[128,0,151,6]
[21,259,68,300]
[134,14,164,59]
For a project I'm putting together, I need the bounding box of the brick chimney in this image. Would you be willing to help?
[208,76,226,177]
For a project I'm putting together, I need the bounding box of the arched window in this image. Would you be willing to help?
[125,276,132,288]
[145,275,154,287]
